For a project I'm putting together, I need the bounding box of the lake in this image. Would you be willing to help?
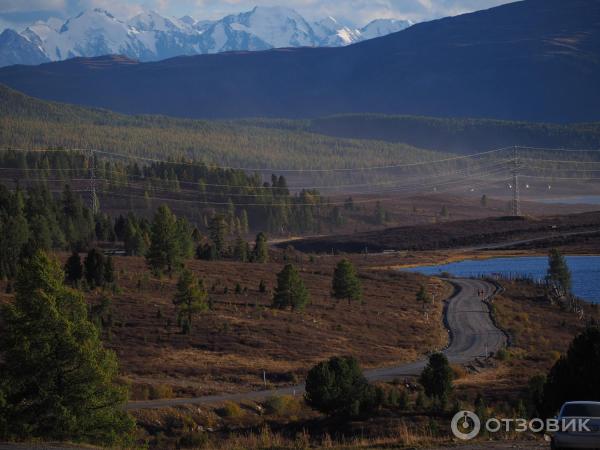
[403,256,600,303]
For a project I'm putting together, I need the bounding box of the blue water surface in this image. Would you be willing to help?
[403,256,600,303]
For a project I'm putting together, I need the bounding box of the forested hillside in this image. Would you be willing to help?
[300,115,600,155]
[0,84,443,173]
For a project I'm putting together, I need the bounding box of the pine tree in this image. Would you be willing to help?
[147,205,181,274]
[84,248,105,289]
[272,264,310,311]
[253,232,269,263]
[419,353,453,403]
[209,215,228,257]
[0,251,134,445]
[64,251,83,286]
[172,268,208,333]
[332,259,362,303]
[546,248,572,294]
[233,235,249,262]
[175,217,194,259]
[0,198,29,279]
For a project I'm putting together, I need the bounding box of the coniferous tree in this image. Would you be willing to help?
[147,205,181,274]
[253,232,269,263]
[0,251,134,445]
[233,235,250,262]
[546,248,572,294]
[332,259,362,303]
[305,356,375,418]
[123,216,147,256]
[172,268,209,333]
[419,353,453,405]
[176,217,194,259]
[0,195,29,279]
[273,264,310,311]
[64,251,83,286]
[84,248,105,289]
[541,326,600,417]
[209,215,228,257]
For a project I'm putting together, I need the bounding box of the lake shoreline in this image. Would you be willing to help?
[402,254,600,304]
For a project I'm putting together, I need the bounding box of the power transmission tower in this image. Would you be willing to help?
[88,149,99,215]
[511,146,520,216]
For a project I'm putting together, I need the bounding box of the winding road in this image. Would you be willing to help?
[126,278,506,410]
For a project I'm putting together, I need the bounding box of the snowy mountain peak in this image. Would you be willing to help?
[360,18,412,40]
[128,10,184,32]
[0,6,414,67]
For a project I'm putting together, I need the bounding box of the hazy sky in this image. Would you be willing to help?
[0,0,517,30]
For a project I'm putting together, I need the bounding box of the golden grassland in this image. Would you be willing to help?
[0,251,453,400]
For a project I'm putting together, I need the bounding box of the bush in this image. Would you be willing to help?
[149,384,174,400]
[219,401,244,418]
[264,395,302,416]
[305,356,376,418]
[495,348,510,361]
[178,432,209,448]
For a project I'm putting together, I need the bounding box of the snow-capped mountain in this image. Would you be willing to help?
[0,6,412,67]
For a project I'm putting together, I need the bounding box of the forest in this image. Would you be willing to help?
[0,149,340,235]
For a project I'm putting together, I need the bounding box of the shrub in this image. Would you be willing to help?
[495,348,510,361]
[305,356,376,418]
[149,384,174,400]
[219,401,244,418]
[264,395,302,416]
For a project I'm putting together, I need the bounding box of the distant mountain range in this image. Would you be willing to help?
[0,6,411,67]
[0,0,597,123]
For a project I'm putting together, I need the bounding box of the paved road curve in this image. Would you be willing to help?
[127,278,506,410]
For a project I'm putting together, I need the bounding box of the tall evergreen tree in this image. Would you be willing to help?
[209,215,228,257]
[253,232,269,263]
[172,268,209,333]
[419,353,453,404]
[84,248,105,289]
[273,264,310,311]
[541,326,600,417]
[332,259,362,303]
[0,251,134,445]
[233,235,250,262]
[546,248,572,294]
[64,251,83,286]
[147,205,181,274]
[0,196,29,279]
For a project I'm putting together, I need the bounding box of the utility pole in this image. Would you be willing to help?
[88,149,99,215]
[512,146,520,217]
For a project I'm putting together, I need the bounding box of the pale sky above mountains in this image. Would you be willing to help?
[1,0,516,31]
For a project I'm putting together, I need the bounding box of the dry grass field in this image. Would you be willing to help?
[0,251,453,400]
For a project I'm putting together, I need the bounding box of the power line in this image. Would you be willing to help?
[0,146,513,173]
